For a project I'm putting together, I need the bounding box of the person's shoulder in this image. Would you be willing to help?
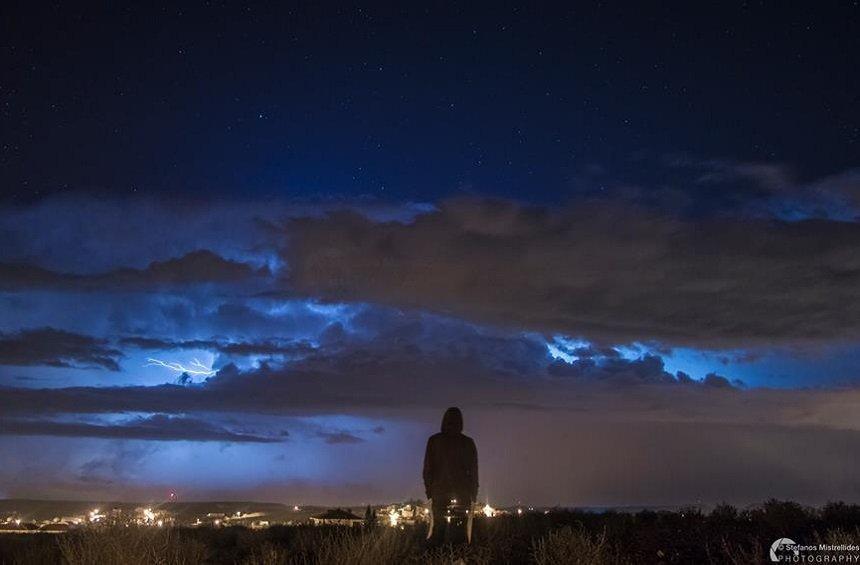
[461,434,476,444]
[428,432,444,441]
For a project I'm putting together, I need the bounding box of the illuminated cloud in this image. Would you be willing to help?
[0,193,859,504]
[121,336,316,358]
[283,198,860,348]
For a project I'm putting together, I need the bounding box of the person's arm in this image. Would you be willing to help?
[468,438,478,501]
[422,436,434,499]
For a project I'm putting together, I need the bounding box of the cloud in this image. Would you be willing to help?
[317,431,365,444]
[0,194,431,276]
[1,313,859,504]
[2,191,860,504]
[0,311,752,423]
[76,443,157,486]
[0,327,122,370]
[0,332,831,437]
[0,414,282,443]
[283,198,860,348]
[664,157,860,221]
[2,370,860,505]
[0,250,268,292]
[0,321,745,418]
[702,372,740,388]
[120,336,316,357]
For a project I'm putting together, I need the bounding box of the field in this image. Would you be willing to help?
[1,500,859,564]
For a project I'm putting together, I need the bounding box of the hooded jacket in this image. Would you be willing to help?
[422,407,478,502]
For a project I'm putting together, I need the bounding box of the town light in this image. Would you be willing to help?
[89,508,104,522]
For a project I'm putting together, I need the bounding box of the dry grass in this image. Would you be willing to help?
[57,527,207,565]
[531,526,616,565]
[3,501,860,565]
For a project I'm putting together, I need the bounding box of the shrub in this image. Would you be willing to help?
[531,526,614,565]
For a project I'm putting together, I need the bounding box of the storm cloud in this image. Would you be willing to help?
[2,343,860,505]
[120,336,316,358]
[0,328,122,371]
[0,250,267,292]
[1,194,860,505]
[0,414,281,443]
[284,198,860,348]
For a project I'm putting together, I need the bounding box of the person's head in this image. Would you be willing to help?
[440,406,463,434]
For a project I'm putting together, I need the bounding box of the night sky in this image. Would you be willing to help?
[1,2,859,506]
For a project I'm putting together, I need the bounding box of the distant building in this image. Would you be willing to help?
[39,522,71,532]
[310,508,363,527]
[377,503,429,526]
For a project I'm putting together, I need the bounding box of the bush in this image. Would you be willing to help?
[532,526,614,565]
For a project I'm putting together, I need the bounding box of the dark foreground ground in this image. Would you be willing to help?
[2,500,860,564]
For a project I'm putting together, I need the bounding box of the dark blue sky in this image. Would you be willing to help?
[2,2,857,202]
[0,2,859,506]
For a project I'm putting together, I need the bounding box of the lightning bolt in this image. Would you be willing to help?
[145,358,216,376]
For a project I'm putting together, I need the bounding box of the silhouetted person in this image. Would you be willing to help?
[423,406,478,545]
